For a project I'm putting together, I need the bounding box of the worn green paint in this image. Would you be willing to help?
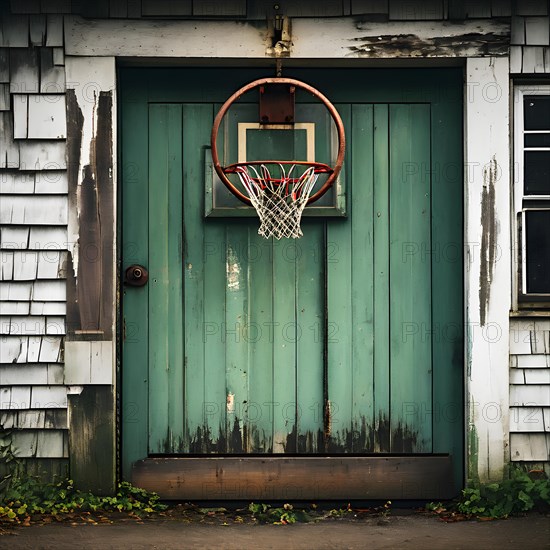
[121,68,463,485]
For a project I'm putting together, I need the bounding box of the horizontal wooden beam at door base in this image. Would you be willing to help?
[132,456,456,500]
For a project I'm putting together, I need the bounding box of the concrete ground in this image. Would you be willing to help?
[1,512,549,550]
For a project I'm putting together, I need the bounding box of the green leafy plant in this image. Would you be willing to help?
[429,468,550,520]
[248,502,311,524]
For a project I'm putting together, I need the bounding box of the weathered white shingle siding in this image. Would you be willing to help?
[509,320,550,469]
[0,12,68,461]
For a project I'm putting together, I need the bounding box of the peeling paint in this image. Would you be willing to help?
[479,156,497,327]
[226,247,241,291]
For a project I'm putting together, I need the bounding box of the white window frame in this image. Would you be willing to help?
[513,84,550,308]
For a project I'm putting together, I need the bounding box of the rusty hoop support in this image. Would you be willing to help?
[211,77,346,206]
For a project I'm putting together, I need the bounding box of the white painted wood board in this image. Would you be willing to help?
[1,196,68,225]
[65,16,268,57]
[13,94,29,139]
[510,433,550,461]
[1,251,14,279]
[0,409,68,430]
[32,280,66,301]
[522,46,546,73]
[52,47,64,66]
[40,48,66,93]
[0,385,31,408]
[29,227,69,249]
[515,354,550,369]
[64,341,114,385]
[12,250,39,280]
[465,58,511,482]
[509,407,550,432]
[0,282,33,301]
[9,49,39,93]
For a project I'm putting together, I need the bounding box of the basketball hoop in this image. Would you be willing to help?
[211,77,346,239]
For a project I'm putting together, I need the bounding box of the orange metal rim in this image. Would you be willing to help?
[210,77,346,206]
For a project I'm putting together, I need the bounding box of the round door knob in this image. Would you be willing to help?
[125,264,149,287]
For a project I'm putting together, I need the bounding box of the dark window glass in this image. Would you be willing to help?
[524,151,550,195]
[524,133,550,147]
[524,96,550,131]
[526,210,550,294]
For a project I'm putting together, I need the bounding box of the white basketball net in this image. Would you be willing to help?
[235,164,319,239]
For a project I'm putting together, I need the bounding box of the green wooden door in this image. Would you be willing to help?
[121,68,463,487]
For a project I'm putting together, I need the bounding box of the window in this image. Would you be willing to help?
[514,86,550,308]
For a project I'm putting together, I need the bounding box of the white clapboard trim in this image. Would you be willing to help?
[510,433,550,461]
[0,301,30,315]
[0,171,35,194]
[46,15,64,47]
[18,141,67,170]
[29,14,46,46]
[0,282,33,300]
[64,341,113,385]
[0,409,68,430]
[509,407,550,433]
[510,384,550,407]
[0,15,29,48]
[0,364,64,385]
[30,301,66,315]
[0,195,68,225]
[509,368,550,385]
[0,335,62,364]
[8,430,68,458]
[0,227,30,249]
[29,227,68,250]
[27,95,66,139]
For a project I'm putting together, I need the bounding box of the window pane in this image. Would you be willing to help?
[524,96,550,131]
[524,150,550,195]
[524,133,550,147]
[526,210,550,294]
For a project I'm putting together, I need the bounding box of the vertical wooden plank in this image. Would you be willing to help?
[296,223,325,453]
[431,73,463,489]
[224,224,250,453]
[373,104,390,452]
[121,72,148,477]
[272,238,297,453]
[203,221,227,453]
[351,104,375,452]
[389,104,432,453]
[182,104,208,452]
[326,104,353,453]
[246,231,274,453]
[147,104,184,453]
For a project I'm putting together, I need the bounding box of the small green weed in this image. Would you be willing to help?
[248,502,312,524]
